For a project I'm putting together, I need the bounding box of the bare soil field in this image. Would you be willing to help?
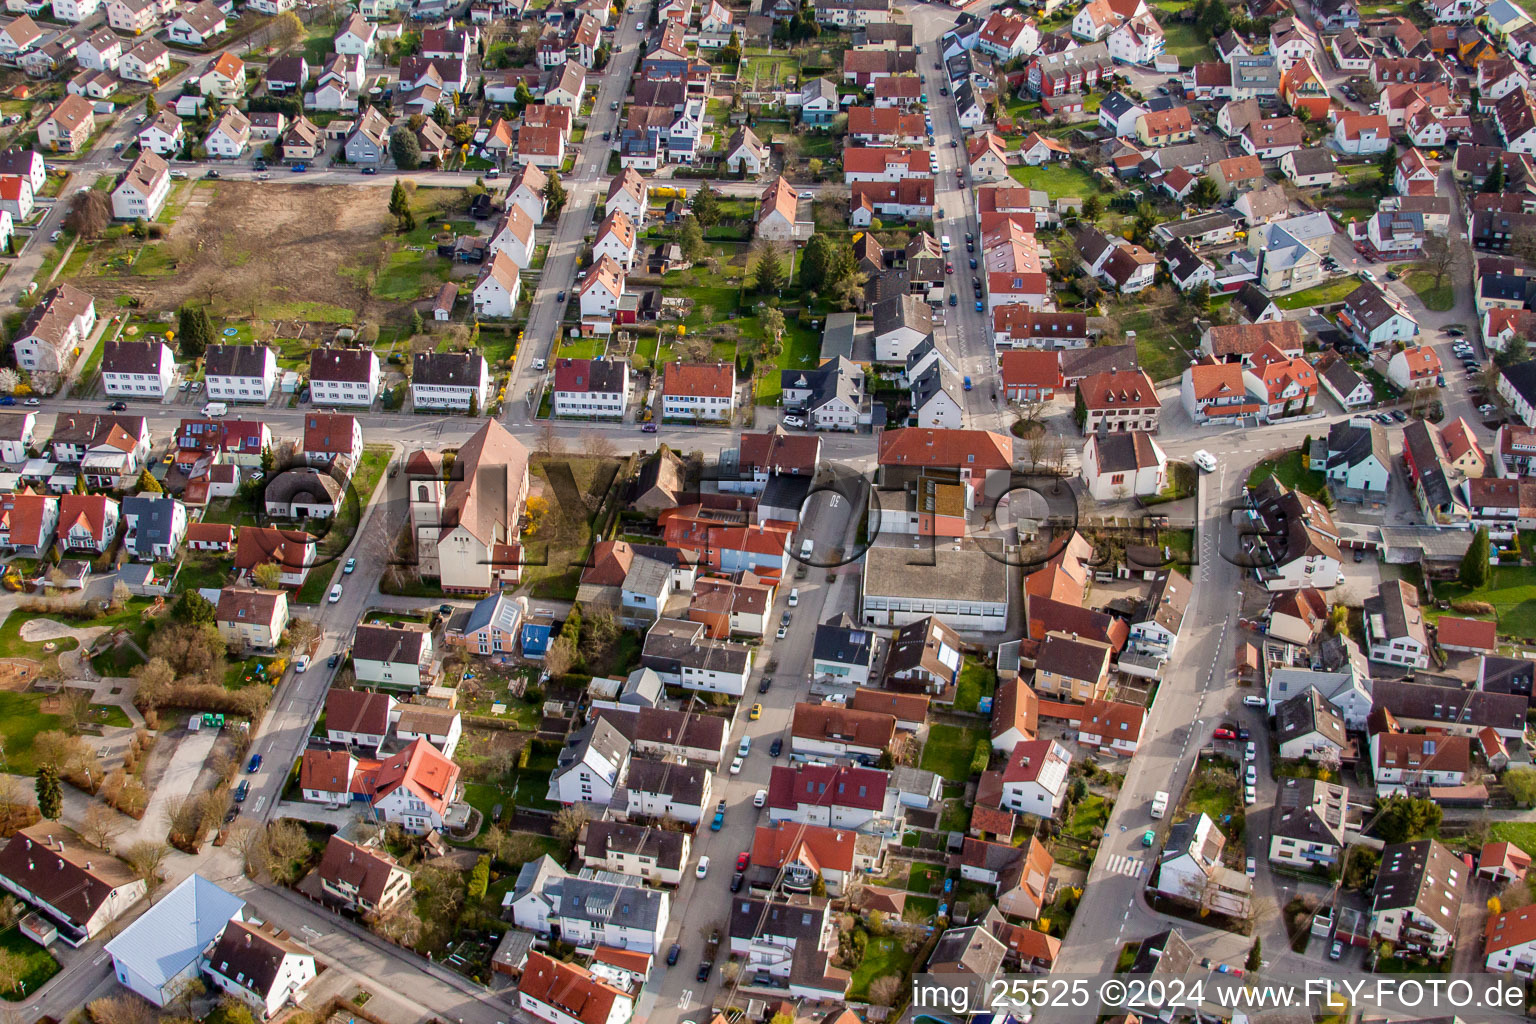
[77,182,452,324]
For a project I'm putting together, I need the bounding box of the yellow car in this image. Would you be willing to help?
[749,703,762,720]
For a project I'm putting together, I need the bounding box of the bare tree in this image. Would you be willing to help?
[582,431,617,460]
[543,635,576,679]
[263,819,311,883]
[87,995,159,1024]
[82,803,122,850]
[869,976,901,1006]
[63,189,110,240]
[537,419,563,458]
[552,804,590,843]
[1419,233,1467,290]
[61,689,93,733]
[0,775,26,823]
[122,839,169,888]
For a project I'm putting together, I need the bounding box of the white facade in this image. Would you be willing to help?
[206,349,277,402]
[310,354,380,407]
[102,341,174,397]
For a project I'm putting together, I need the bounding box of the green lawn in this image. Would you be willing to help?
[846,935,917,1001]
[557,336,607,359]
[1159,20,1212,63]
[919,723,986,779]
[1492,822,1536,853]
[1246,449,1327,497]
[1065,794,1108,841]
[1404,271,1454,312]
[907,862,944,894]
[1184,768,1240,837]
[1275,277,1363,310]
[1116,308,1194,382]
[0,926,57,999]
[1431,565,1536,639]
[1006,162,1098,199]
[954,659,996,714]
[756,320,821,404]
[0,692,67,776]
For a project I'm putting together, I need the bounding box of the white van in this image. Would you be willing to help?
[799,538,813,559]
[202,402,227,417]
[940,235,952,252]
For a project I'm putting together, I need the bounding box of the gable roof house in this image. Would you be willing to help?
[0,822,144,947]
[1370,839,1464,957]
[104,875,245,1007]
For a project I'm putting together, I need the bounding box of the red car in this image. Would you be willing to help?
[1212,728,1236,740]
[736,852,750,870]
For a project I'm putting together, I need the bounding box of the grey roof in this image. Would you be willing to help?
[1275,687,1347,749]
[905,334,956,377]
[874,294,933,339]
[104,874,244,991]
[1343,280,1413,333]
[1326,418,1388,473]
[122,494,180,550]
[813,613,874,668]
[1155,211,1239,242]
[511,854,570,905]
[1372,840,1462,939]
[622,755,708,804]
[558,876,666,929]
[1320,359,1367,400]
[1162,238,1207,283]
[890,764,937,795]
[265,467,343,509]
[1129,928,1196,976]
[620,667,662,707]
[1501,361,1536,410]
[761,473,812,513]
[909,360,963,415]
[1270,776,1347,846]
[1401,419,1455,512]
[205,343,273,379]
[1286,147,1336,176]
[1372,677,1527,733]
[641,618,751,675]
[1061,344,1138,381]
[1234,282,1277,322]
[781,356,866,416]
[412,350,486,388]
[552,717,632,783]
[801,76,836,105]
[821,312,857,362]
[461,592,521,637]
[1479,655,1535,698]
[1099,90,1143,121]
[585,820,686,871]
[863,544,1008,605]
[101,339,165,376]
[622,553,673,600]
[929,922,1007,974]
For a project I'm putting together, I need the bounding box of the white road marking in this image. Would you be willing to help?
[253,795,266,814]
[1100,853,1146,878]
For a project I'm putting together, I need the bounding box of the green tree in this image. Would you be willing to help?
[1505,766,1536,807]
[252,562,284,590]
[692,182,721,227]
[467,854,490,898]
[391,129,422,171]
[1188,281,1212,313]
[1190,175,1220,207]
[409,309,424,335]
[1377,143,1397,190]
[969,738,990,775]
[173,590,216,626]
[388,179,415,231]
[1342,846,1381,891]
[799,233,833,288]
[177,305,207,359]
[1482,159,1506,194]
[514,81,533,108]
[750,240,786,293]
[1246,938,1261,972]
[1080,193,1103,223]
[1461,526,1490,588]
[145,94,157,118]
[468,392,479,417]
[1373,794,1443,844]
[543,171,567,213]
[1497,333,1529,369]
[135,468,162,493]
[35,764,60,820]
[679,215,706,262]
[761,306,786,348]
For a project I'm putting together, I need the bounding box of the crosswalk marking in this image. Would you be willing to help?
[1100,853,1146,879]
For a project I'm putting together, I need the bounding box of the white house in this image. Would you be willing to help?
[472,250,523,318]
[204,343,277,403]
[488,205,535,267]
[100,339,174,397]
[411,350,490,412]
[334,13,376,57]
[1268,777,1348,871]
[592,209,637,270]
[308,348,380,407]
[998,739,1071,817]
[351,622,435,690]
[203,108,250,160]
[110,151,169,221]
[578,255,625,322]
[547,717,630,807]
[1081,429,1166,500]
[203,920,316,1020]
[166,1,225,45]
[105,874,245,1007]
[138,111,183,155]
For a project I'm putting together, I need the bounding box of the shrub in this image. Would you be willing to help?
[1451,599,1495,616]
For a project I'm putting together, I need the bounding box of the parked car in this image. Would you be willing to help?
[329,584,343,603]
[1246,857,1256,877]
[641,423,658,432]
[246,754,262,773]
[1329,941,1343,960]
[24,398,39,407]
[696,856,710,877]
[769,737,782,756]
[234,780,250,802]
[344,558,356,574]
[666,944,681,967]
[328,653,340,669]
[776,625,786,639]
[696,962,713,983]
[754,788,768,807]
[730,756,743,774]
[1213,728,1235,740]
[759,677,771,693]
[361,166,378,175]
[730,871,744,892]
[1243,695,1267,708]
[107,401,128,411]
[782,415,805,428]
